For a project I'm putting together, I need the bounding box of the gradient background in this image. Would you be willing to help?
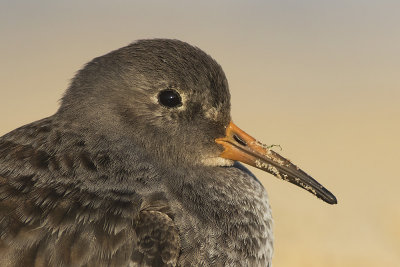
[1,1,399,266]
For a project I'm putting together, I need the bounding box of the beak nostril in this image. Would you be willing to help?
[233,134,247,147]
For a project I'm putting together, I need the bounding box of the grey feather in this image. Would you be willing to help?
[0,39,273,266]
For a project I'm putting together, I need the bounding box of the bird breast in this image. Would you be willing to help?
[165,166,274,266]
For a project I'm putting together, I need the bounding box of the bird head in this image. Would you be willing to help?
[58,39,336,204]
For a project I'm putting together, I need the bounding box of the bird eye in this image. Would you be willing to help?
[158,89,182,108]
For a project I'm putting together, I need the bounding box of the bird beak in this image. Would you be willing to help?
[215,121,337,204]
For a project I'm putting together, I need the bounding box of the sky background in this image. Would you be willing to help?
[1,1,399,266]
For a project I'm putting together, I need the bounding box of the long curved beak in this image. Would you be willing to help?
[216,121,337,204]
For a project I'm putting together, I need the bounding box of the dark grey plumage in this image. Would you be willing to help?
[0,39,273,266]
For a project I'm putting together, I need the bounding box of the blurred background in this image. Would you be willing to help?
[1,1,399,266]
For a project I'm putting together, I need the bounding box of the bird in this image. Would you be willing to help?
[0,39,337,267]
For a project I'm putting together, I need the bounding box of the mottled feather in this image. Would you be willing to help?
[0,118,181,267]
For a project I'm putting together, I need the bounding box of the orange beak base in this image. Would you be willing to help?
[216,121,337,204]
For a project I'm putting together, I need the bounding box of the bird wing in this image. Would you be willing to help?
[0,119,181,267]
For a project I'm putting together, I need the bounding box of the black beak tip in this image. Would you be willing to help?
[321,191,338,205]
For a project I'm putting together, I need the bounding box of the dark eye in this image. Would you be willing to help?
[158,89,182,108]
